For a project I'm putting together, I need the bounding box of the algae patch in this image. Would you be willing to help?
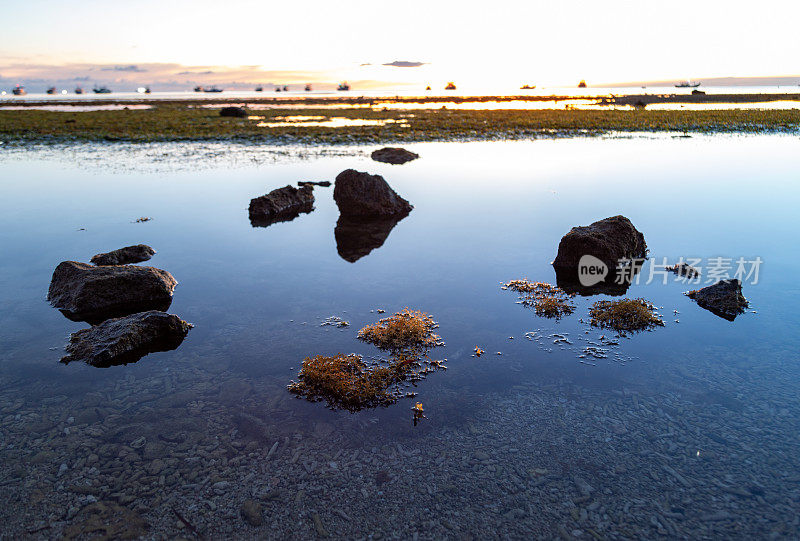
[503,279,576,319]
[588,298,664,334]
[288,309,445,412]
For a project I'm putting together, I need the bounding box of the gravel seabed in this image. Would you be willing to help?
[1,343,798,540]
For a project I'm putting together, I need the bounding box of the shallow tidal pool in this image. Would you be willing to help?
[0,135,798,539]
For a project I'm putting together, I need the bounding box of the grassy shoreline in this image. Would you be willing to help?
[2,106,799,144]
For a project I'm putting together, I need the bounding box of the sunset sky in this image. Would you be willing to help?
[2,0,799,91]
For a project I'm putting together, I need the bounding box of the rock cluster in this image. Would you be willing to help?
[48,246,191,366]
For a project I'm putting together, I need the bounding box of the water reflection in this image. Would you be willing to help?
[554,265,643,297]
[249,204,314,227]
[334,214,408,262]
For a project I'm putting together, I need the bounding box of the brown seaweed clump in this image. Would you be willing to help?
[588,298,664,334]
[288,309,445,412]
[357,308,443,353]
[503,279,576,319]
[287,354,400,411]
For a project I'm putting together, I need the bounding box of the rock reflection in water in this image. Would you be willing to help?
[249,203,314,228]
[334,214,408,262]
[554,263,643,297]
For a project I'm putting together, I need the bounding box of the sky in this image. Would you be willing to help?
[2,0,799,91]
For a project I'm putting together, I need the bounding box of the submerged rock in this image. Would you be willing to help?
[334,214,407,262]
[48,261,177,323]
[552,215,647,273]
[220,106,248,118]
[61,310,192,367]
[249,185,314,227]
[333,169,413,218]
[241,500,263,527]
[371,147,420,165]
[687,279,749,321]
[91,244,155,266]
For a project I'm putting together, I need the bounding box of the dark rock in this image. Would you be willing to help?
[298,181,331,187]
[61,310,191,367]
[241,500,263,526]
[552,215,647,273]
[220,106,248,118]
[333,169,413,218]
[249,185,314,227]
[335,215,407,263]
[666,262,700,278]
[91,244,155,266]
[686,279,749,321]
[48,261,177,324]
[371,147,420,165]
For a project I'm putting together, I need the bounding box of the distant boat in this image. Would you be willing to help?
[445,82,456,90]
[255,86,263,92]
[337,82,350,91]
[578,80,587,88]
[144,87,151,94]
[282,85,289,92]
[425,85,432,91]
[305,84,312,92]
[11,85,26,96]
[194,86,204,92]
[204,86,223,93]
[675,80,701,88]
[75,87,84,94]
[274,86,282,92]
[520,84,536,90]
[46,86,57,95]
[93,86,112,94]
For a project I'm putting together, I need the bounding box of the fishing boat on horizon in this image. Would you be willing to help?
[12,85,27,96]
[520,84,536,90]
[75,86,84,94]
[445,82,456,90]
[337,82,350,91]
[675,80,701,88]
[204,86,223,93]
[578,80,587,88]
[46,86,57,95]
[93,86,112,94]
[305,84,312,91]
[255,86,263,92]
[194,85,204,92]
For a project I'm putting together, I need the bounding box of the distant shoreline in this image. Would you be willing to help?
[2,106,799,144]
[2,92,800,108]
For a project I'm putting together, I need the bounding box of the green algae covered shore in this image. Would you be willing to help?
[2,105,800,144]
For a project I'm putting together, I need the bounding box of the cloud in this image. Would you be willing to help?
[101,65,146,72]
[382,61,427,68]
[0,61,412,92]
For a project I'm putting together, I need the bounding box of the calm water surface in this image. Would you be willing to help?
[0,136,798,538]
